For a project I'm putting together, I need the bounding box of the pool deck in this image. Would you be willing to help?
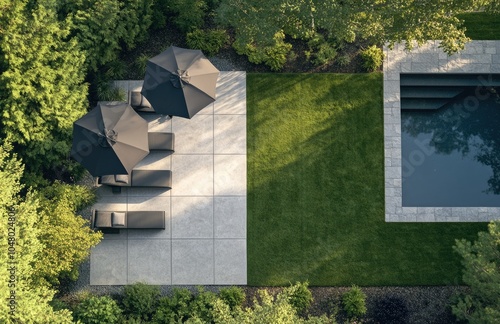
[90,71,247,285]
[384,40,500,222]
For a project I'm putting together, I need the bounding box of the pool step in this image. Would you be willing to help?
[400,86,465,99]
[400,73,500,87]
[401,98,454,110]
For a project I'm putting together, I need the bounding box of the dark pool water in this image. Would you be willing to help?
[402,89,500,207]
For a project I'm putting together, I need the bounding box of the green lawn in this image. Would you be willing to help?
[458,12,500,40]
[247,73,486,286]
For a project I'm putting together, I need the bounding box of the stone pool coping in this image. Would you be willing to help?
[384,40,500,222]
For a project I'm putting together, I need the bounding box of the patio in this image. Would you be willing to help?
[90,71,247,285]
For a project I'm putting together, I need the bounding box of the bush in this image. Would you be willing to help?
[122,283,161,321]
[219,286,246,311]
[169,0,207,32]
[373,295,409,324]
[336,54,351,67]
[187,29,229,56]
[342,285,367,319]
[234,31,292,71]
[74,296,122,324]
[153,288,194,323]
[312,42,337,66]
[284,281,313,313]
[135,53,150,76]
[360,45,384,72]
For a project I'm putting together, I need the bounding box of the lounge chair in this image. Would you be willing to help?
[91,210,166,229]
[148,132,175,151]
[129,90,155,113]
[97,170,172,193]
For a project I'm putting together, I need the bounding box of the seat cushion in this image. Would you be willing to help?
[115,174,129,184]
[130,91,142,106]
[112,212,126,227]
[95,212,112,228]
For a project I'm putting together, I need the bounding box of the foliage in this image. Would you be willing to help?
[0,0,88,187]
[373,295,409,324]
[122,282,160,321]
[342,285,367,319]
[73,295,122,324]
[284,281,313,313]
[452,221,500,323]
[187,29,229,56]
[217,0,498,65]
[360,45,384,72]
[218,286,246,311]
[153,288,194,323]
[60,0,154,71]
[32,182,101,286]
[211,283,334,323]
[135,53,150,76]
[168,0,207,32]
[0,143,73,323]
[233,31,292,71]
[336,54,351,67]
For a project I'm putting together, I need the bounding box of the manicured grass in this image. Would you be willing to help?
[247,73,487,286]
[458,12,500,40]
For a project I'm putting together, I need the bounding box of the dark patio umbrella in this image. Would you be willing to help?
[141,46,219,118]
[70,102,149,176]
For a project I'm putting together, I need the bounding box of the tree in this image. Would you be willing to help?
[0,0,88,186]
[32,182,102,287]
[0,143,74,323]
[59,0,154,71]
[217,0,499,70]
[452,221,500,323]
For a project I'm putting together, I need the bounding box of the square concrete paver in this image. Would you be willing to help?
[171,154,214,196]
[90,240,127,285]
[214,239,247,285]
[172,239,214,285]
[128,239,171,284]
[172,197,213,238]
[214,197,246,239]
[91,72,247,285]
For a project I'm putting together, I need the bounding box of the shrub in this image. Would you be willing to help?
[73,296,122,324]
[312,42,337,66]
[190,287,218,322]
[342,285,367,319]
[283,281,313,313]
[135,53,150,76]
[336,54,351,67]
[169,0,207,32]
[122,283,161,321]
[96,78,126,102]
[360,45,384,72]
[373,295,409,324]
[219,286,246,311]
[187,29,229,56]
[153,288,194,323]
[234,31,291,71]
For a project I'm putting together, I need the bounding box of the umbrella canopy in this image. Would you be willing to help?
[141,46,219,118]
[70,102,149,176]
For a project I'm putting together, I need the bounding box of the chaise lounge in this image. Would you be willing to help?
[91,210,166,229]
[97,170,172,193]
[129,89,155,113]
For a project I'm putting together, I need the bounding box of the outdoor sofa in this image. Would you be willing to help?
[91,210,165,229]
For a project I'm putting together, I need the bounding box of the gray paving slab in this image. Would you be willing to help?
[171,154,214,196]
[214,115,247,154]
[214,239,247,285]
[171,239,214,285]
[214,155,247,196]
[172,114,214,154]
[90,240,127,285]
[127,239,171,284]
[384,41,500,222]
[171,197,214,238]
[91,72,247,285]
[214,197,247,239]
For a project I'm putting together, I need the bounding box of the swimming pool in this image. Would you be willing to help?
[401,74,500,207]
